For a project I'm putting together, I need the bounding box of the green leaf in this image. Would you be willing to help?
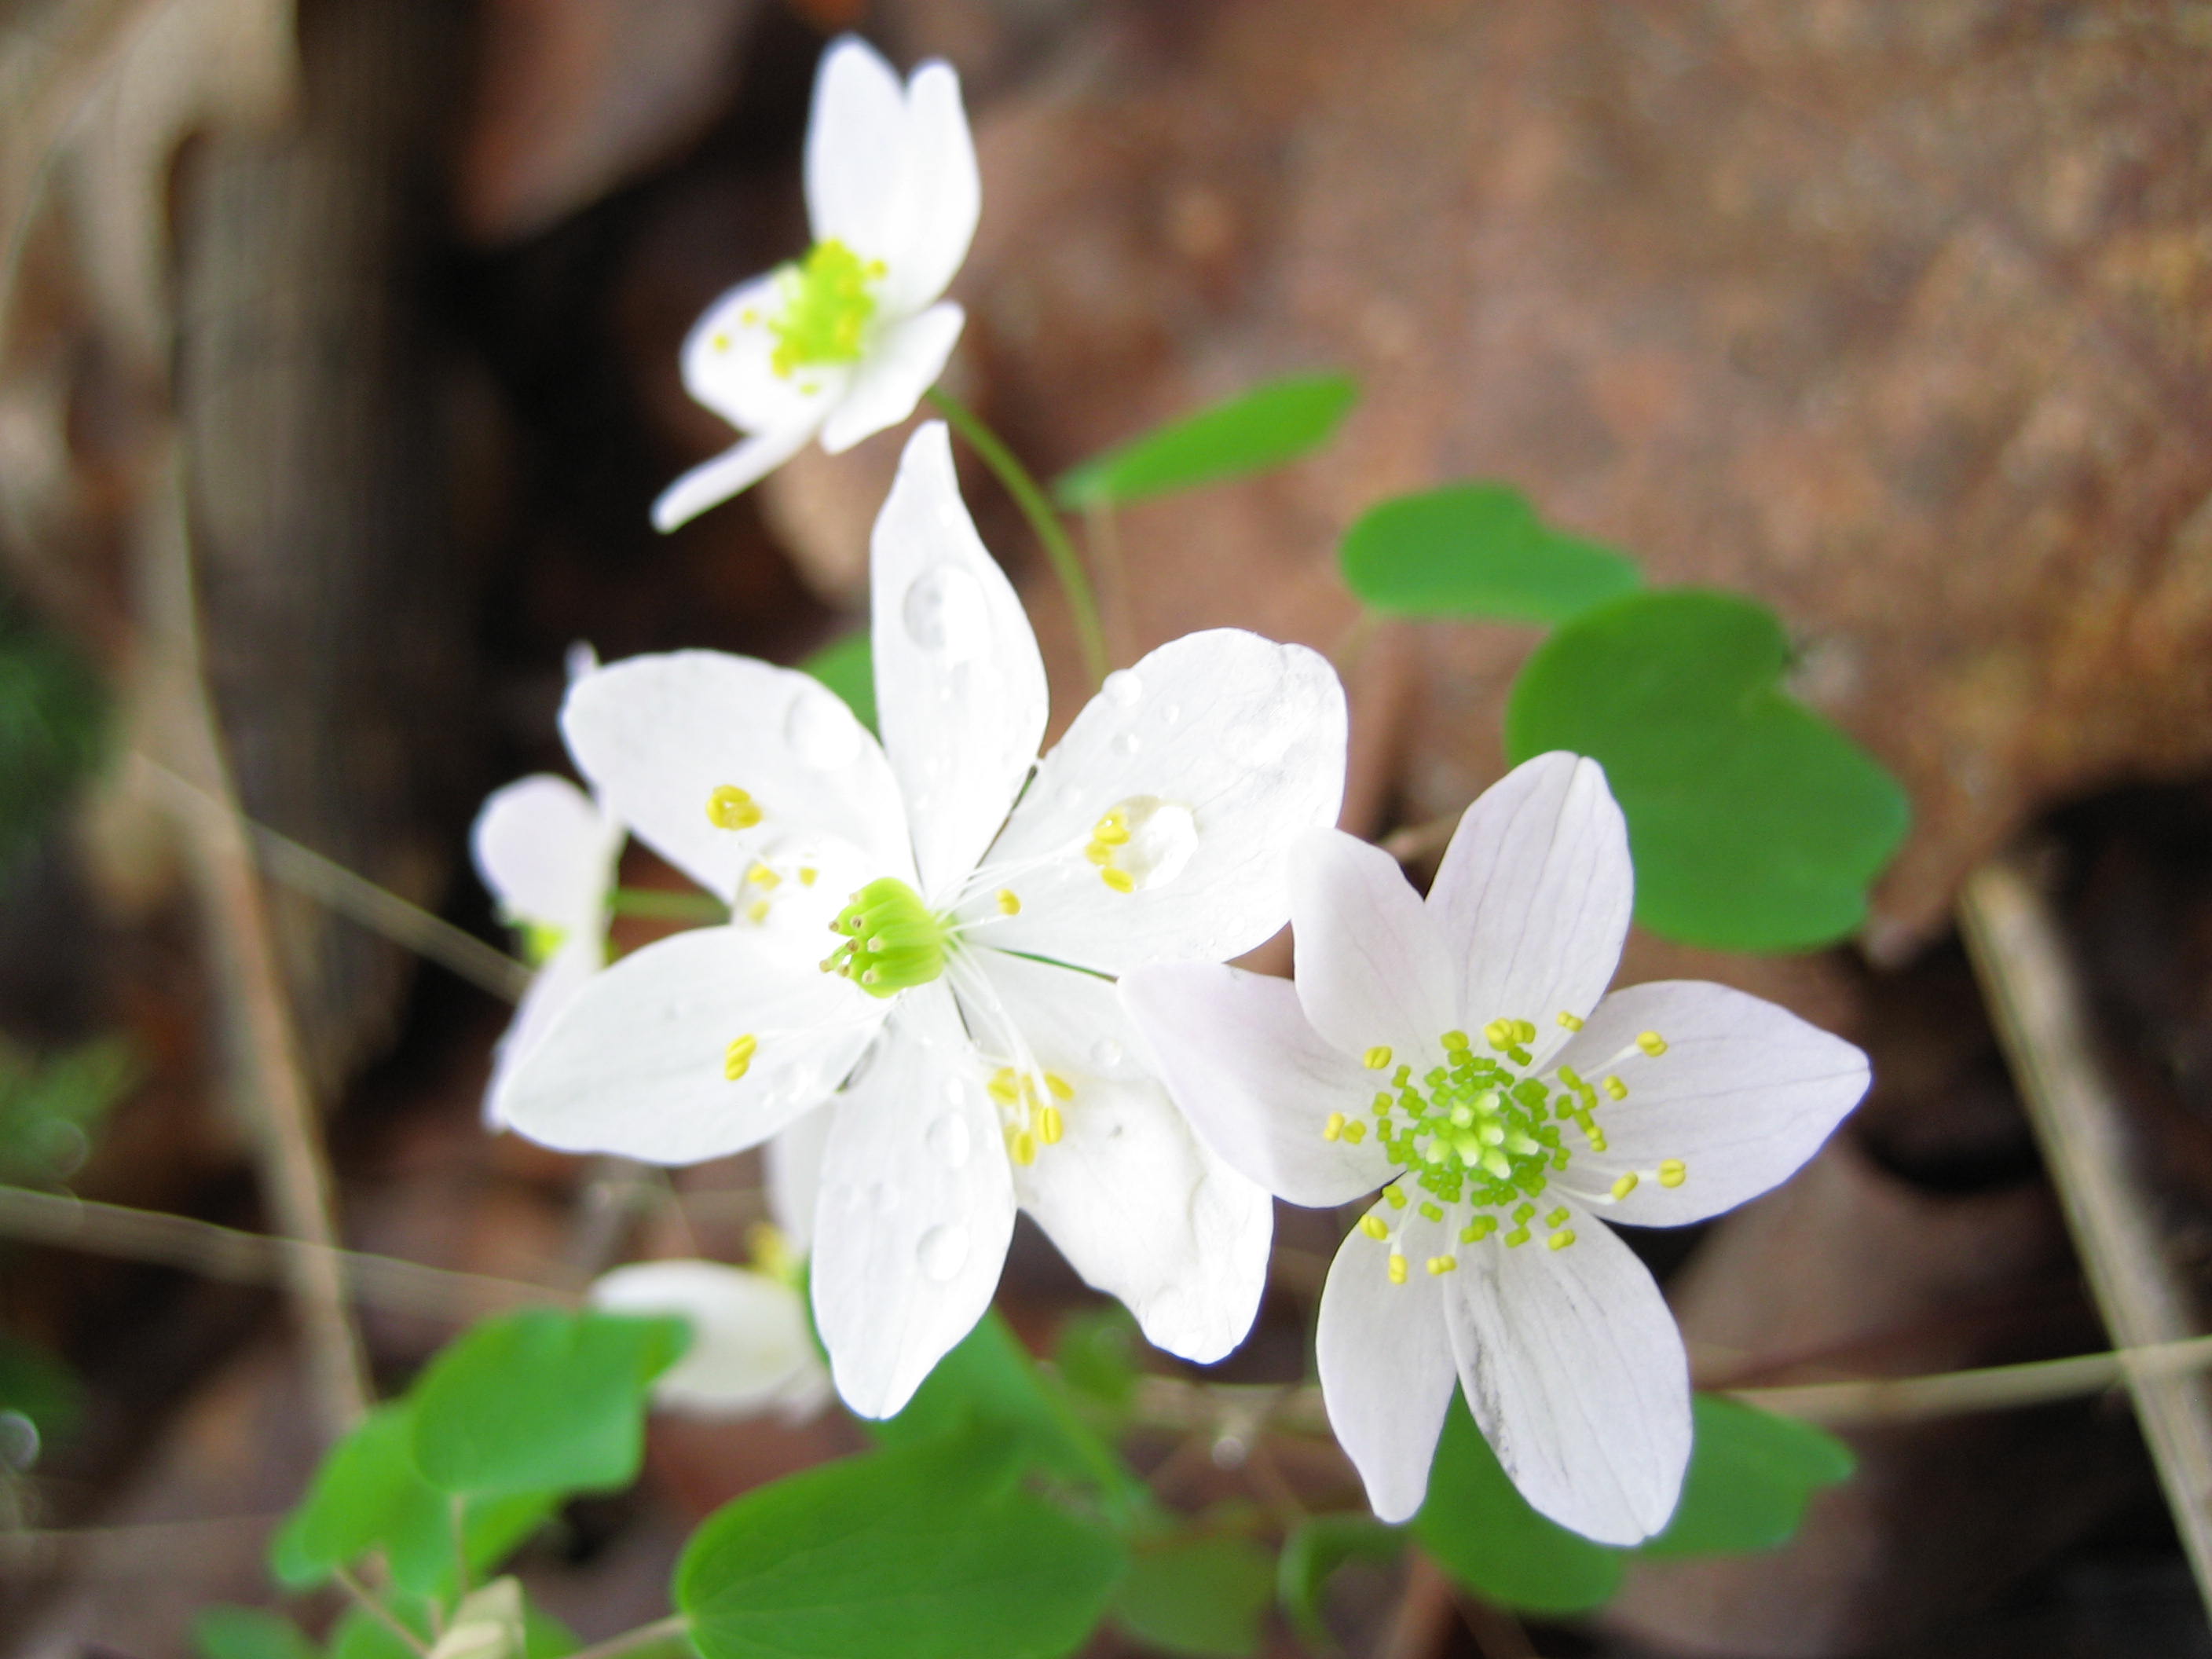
[325,1588,575,1659]
[1052,1305,1140,1413]
[800,631,877,734]
[1413,1399,1624,1614]
[1505,589,1910,951]
[875,1309,1142,1515]
[410,1309,687,1497]
[1110,1532,1275,1657]
[1275,1515,1401,1652]
[678,1430,1127,1659]
[1055,373,1357,508]
[1340,485,1642,624]
[190,1607,319,1659]
[0,593,107,877]
[1643,1396,1853,1559]
[0,1034,137,1188]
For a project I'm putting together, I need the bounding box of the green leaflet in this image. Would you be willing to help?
[1110,1531,1276,1657]
[1340,484,1641,624]
[800,630,877,734]
[1055,373,1357,507]
[1643,1395,1854,1558]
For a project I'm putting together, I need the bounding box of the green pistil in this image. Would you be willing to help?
[1374,1029,1603,1214]
[518,920,567,969]
[771,239,884,376]
[820,877,947,998]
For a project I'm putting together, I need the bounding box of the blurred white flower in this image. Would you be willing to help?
[1123,753,1870,1544]
[652,36,980,530]
[501,422,1347,1418]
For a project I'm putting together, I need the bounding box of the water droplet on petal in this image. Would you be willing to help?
[786,690,862,771]
[902,566,990,662]
[1090,1037,1123,1069]
[1103,669,1142,707]
[925,1111,972,1169]
[918,1222,969,1282]
[1112,732,1141,757]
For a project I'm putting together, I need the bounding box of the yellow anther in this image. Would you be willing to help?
[1441,1030,1470,1052]
[1342,1120,1367,1144]
[747,1221,794,1280]
[1557,1011,1584,1031]
[1372,1093,1392,1115]
[1360,1214,1389,1240]
[1083,840,1114,866]
[707,785,762,830]
[1393,1064,1412,1085]
[1547,1229,1577,1251]
[723,1034,758,1081]
[996,888,1022,915]
[1587,1130,1608,1153]
[1426,1254,1458,1276]
[1384,1185,1408,1210]
[799,866,819,886]
[1503,1226,1530,1247]
[1659,1159,1687,1188]
[1460,1217,1495,1243]
[1485,1019,1514,1048]
[1419,1201,1444,1222]
[1512,1202,1536,1223]
[1611,1172,1639,1199]
[747,865,782,888]
[987,1070,1020,1104]
[710,331,732,352]
[1546,1206,1570,1227]
[1091,813,1131,846]
[1038,1106,1065,1145]
[1513,1019,1537,1044]
[746,899,771,923]
[1603,1075,1628,1101]
[1011,1130,1038,1166]
[1364,1046,1393,1071]
[1046,1072,1074,1101]
[1386,1252,1408,1285]
[739,308,760,324]
[1323,1111,1346,1142]
[1636,1030,1668,1057]
[1101,867,1136,894]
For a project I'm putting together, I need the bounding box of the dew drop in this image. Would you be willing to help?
[1112,732,1141,757]
[918,1222,970,1282]
[1090,1037,1124,1069]
[785,690,862,771]
[1103,669,1143,707]
[902,565,991,662]
[925,1111,972,1169]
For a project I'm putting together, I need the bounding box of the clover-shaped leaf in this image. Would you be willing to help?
[1341,484,1640,624]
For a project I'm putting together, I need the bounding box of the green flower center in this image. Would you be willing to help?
[819,877,948,998]
[770,239,884,377]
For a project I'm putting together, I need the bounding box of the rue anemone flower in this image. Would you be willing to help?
[652,35,979,531]
[1122,753,1870,1544]
[500,422,1349,1417]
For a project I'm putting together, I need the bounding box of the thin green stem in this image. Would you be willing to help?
[926,386,1111,690]
[334,1565,430,1657]
[563,1614,693,1659]
[609,888,731,925]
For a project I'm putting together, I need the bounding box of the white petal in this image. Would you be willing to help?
[1317,1205,1459,1523]
[969,630,1347,973]
[1290,829,1456,1064]
[868,423,1046,898]
[765,1106,832,1253]
[493,925,886,1164]
[652,424,817,533]
[672,270,849,446]
[819,303,964,454]
[1120,963,1390,1207]
[471,775,617,934]
[590,1261,825,1419]
[974,952,1270,1364]
[803,36,908,261]
[1551,980,1870,1226]
[1442,1212,1690,1544]
[1428,753,1633,1070]
[561,650,912,902]
[809,983,1016,1417]
[483,939,599,1128]
[877,64,977,315]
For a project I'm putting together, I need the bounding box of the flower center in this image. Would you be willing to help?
[819,877,948,998]
[770,239,884,377]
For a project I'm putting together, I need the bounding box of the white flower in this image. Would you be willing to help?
[1122,753,1870,1544]
[500,422,1348,1418]
[652,36,980,531]
[588,1117,833,1422]
[471,770,621,1125]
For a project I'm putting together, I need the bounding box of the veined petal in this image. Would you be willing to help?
[765,1106,833,1254]
[810,982,1016,1418]
[1442,1210,1690,1545]
[562,650,912,902]
[1290,829,1456,1064]
[483,938,599,1128]
[494,925,885,1164]
[804,36,908,262]
[1120,963,1389,1208]
[589,1260,826,1420]
[974,952,1270,1364]
[968,630,1347,974]
[471,775,618,936]
[1429,753,1633,1071]
[877,64,977,316]
[1551,980,1869,1226]
[869,423,1046,899]
[1317,1206,1459,1523]
[820,304,964,454]
[652,425,819,533]
[675,271,851,445]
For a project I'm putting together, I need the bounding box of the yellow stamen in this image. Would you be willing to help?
[710,331,732,352]
[1011,1130,1038,1166]
[1322,1111,1346,1142]
[746,865,782,888]
[799,866,819,886]
[1364,1046,1393,1071]
[1083,841,1114,866]
[1547,1229,1576,1251]
[1636,1030,1668,1057]
[1611,1172,1639,1199]
[1045,1072,1074,1100]
[1659,1159,1687,1188]
[746,899,771,924]
[1038,1106,1064,1145]
[1342,1120,1367,1144]
[1557,1011,1584,1031]
[1091,813,1131,847]
[996,888,1021,915]
[1383,1185,1408,1210]
[1441,1030,1470,1052]
[1360,1214,1389,1240]
[987,1070,1020,1104]
[1503,1226,1531,1247]
[1386,1252,1408,1285]
[1603,1075,1628,1101]
[1426,1254,1457,1276]
[723,1034,757,1081]
[1101,867,1136,894]
[706,786,762,830]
